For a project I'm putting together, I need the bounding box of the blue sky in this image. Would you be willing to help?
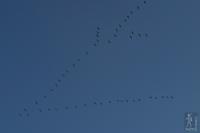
[0,0,200,133]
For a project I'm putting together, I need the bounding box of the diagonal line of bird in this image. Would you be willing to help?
[19,0,155,118]
[19,95,175,117]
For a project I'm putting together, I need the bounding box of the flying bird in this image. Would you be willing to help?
[93,43,97,47]
[61,73,66,78]
[74,105,78,109]
[50,88,54,92]
[97,27,100,30]
[124,18,127,22]
[137,98,142,102]
[18,113,23,117]
[107,40,112,44]
[96,39,100,43]
[144,33,148,37]
[38,108,42,113]
[26,113,30,117]
[34,101,38,105]
[85,51,89,55]
[23,108,28,112]
[137,6,140,10]
[138,33,142,38]
[72,63,76,68]
[54,107,59,111]
[148,96,153,99]
[115,28,119,32]
[113,34,117,37]
[65,106,69,110]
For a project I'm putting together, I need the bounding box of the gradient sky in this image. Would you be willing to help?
[0,0,200,133]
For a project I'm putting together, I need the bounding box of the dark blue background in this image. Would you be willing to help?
[0,0,200,132]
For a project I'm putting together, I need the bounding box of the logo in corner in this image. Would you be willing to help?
[185,112,198,132]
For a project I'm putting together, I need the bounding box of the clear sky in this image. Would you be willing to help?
[0,0,200,133]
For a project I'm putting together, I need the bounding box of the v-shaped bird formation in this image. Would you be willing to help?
[17,1,172,119]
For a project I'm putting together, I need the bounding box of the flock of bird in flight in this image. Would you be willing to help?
[18,0,175,118]
[19,95,174,117]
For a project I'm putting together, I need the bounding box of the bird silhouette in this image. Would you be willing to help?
[126,99,129,103]
[55,83,58,87]
[50,88,54,92]
[138,98,142,101]
[65,106,69,110]
[130,10,134,15]
[138,33,142,38]
[96,39,100,43]
[23,108,28,112]
[113,34,118,37]
[77,58,81,62]
[34,101,38,105]
[38,108,42,113]
[97,27,100,30]
[149,96,153,99]
[137,6,140,10]
[61,73,66,78]
[72,63,76,68]
[74,105,78,109]
[93,43,97,47]
[107,40,112,44]
[124,18,127,22]
[85,51,89,55]
[54,107,59,111]
[115,28,119,32]
[18,113,22,117]
[144,33,148,37]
